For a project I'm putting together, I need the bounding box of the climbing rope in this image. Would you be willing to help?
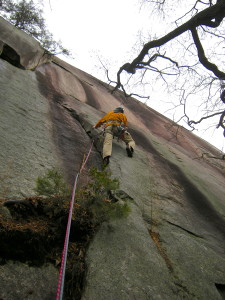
[56,140,94,300]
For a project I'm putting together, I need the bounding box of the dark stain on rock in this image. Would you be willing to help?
[81,81,101,110]
[128,127,159,158]
[35,68,100,185]
[130,126,225,239]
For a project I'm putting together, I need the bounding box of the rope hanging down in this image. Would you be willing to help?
[56,140,94,300]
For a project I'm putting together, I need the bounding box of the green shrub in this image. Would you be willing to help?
[34,168,70,197]
[34,167,131,224]
[76,168,131,224]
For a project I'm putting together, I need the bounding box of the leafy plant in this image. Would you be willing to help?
[34,167,131,224]
[76,168,131,224]
[34,168,70,197]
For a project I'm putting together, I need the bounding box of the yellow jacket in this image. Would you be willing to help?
[95,112,128,128]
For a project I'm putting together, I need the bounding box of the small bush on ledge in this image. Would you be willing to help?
[34,168,71,198]
[0,168,131,299]
[75,167,131,225]
[33,167,131,299]
[34,167,131,225]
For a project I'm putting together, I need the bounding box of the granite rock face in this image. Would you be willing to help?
[0,261,58,300]
[0,17,225,299]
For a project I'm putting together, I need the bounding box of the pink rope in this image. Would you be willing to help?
[56,140,94,300]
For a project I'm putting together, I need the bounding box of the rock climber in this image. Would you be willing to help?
[93,106,135,165]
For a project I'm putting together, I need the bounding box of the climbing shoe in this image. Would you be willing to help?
[103,156,110,166]
[126,146,134,157]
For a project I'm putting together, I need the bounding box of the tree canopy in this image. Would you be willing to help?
[0,0,70,55]
[111,0,225,139]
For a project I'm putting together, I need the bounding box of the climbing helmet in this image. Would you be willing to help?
[114,106,124,113]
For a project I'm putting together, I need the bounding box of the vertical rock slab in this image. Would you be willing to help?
[0,59,60,197]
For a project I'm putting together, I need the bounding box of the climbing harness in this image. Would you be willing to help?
[56,140,94,300]
[103,122,127,141]
[116,125,127,141]
[93,127,105,140]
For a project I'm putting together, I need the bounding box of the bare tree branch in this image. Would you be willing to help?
[112,0,225,138]
[218,111,225,136]
[189,110,223,125]
[117,1,225,78]
[191,27,225,79]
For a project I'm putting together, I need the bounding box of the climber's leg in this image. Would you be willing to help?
[123,131,135,157]
[103,126,113,159]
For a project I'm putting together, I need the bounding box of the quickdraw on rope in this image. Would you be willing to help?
[56,140,94,300]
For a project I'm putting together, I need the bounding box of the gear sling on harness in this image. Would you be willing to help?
[103,120,126,140]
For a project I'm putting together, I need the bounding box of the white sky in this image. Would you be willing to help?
[43,0,152,71]
[42,0,225,152]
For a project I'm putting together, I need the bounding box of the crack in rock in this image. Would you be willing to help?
[167,220,204,239]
